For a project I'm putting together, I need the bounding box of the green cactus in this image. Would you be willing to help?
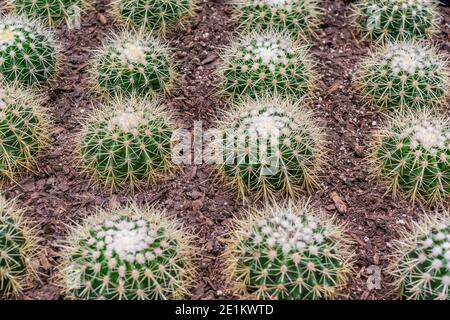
[59,203,196,300]
[356,41,449,112]
[91,32,176,98]
[0,84,49,184]
[0,15,59,87]
[369,112,450,204]
[77,97,173,191]
[7,0,86,26]
[389,214,450,300]
[213,97,326,200]
[223,202,354,299]
[111,0,198,34]
[351,0,440,43]
[234,0,322,40]
[0,196,39,297]
[218,32,316,101]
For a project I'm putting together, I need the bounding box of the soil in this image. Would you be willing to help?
[0,0,449,300]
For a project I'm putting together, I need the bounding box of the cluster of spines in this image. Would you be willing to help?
[0,84,49,184]
[111,0,198,35]
[59,203,196,300]
[356,41,450,112]
[6,0,87,26]
[214,96,326,200]
[351,0,441,43]
[389,213,450,300]
[218,32,316,101]
[0,196,39,297]
[0,15,59,88]
[91,31,176,98]
[234,0,322,40]
[223,202,354,299]
[369,111,450,204]
[77,97,173,192]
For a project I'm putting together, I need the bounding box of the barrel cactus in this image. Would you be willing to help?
[77,97,173,191]
[223,202,354,299]
[214,97,326,200]
[218,32,316,101]
[59,204,195,300]
[369,112,450,204]
[111,0,198,34]
[0,84,49,184]
[0,196,39,297]
[356,41,449,112]
[233,0,322,40]
[389,214,450,299]
[0,15,59,87]
[7,0,86,26]
[91,32,175,98]
[351,0,441,43]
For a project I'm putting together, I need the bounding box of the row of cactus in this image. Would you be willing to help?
[3,196,449,300]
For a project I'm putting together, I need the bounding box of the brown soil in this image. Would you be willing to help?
[0,0,449,300]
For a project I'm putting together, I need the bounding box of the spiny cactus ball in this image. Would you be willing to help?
[92,32,175,98]
[0,16,58,87]
[0,196,39,297]
[219,32,315,101]
[215,97,325,199]
[356,42,449,112]
[112,0,197,34]
[369,112,450,204]
[390,214,450,299]
[78,97,173,191]
[7,0,86,26]
[59,204,195,300]
[352,0,440,43]
[224,202,354,299]
[0,85,48,183]
[234,0,322,40]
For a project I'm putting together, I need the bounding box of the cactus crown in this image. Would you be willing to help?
[0,196,39,297]
[215,96,326,200]
[369,112,450,204]
[390,214,450,300]
[112,0,198,35]
[351,0,440,43]
[223,202,354,299]
[7,0,86,26]
[78,97,173,191]
[234,0,322,40]
[218,32,315,101]
[92,32,176,98]
[59,204,196,300]
[0,15,58,87]
[356,41,449,112]
[0,84,48,184]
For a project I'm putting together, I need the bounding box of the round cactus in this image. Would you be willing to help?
[369,112,450,204]
[356,41,449,112]
[111,0,198,34]
[351,0,441,43]
[214,97,326,199]
[234,0,322,40]
[0,15,59,87]
[7,0,86,26]
[223,202,354,299]
[77,97,173,191]
[59,204,195,300]
[0,196,39,297]
[91,32,175,98]
[389,214,450,299]
[0,84,49,184]
[218,32,316,101]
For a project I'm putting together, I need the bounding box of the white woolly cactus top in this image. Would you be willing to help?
[107,106,146,133]
[0,20,35,50]
[259,0,294,6]
[251,207,325,256]
[239,35,292,68]
[383,43,432,76]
